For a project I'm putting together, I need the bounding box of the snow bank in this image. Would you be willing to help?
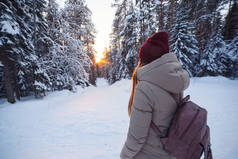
[0,77,237,159]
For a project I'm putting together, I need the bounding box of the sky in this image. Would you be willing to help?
[56,0,115,54]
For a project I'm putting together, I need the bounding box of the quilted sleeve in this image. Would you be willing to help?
[120,82,153,159]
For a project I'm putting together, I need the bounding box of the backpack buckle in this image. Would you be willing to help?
[179,95,190,106]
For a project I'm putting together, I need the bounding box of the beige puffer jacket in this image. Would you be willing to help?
[120,53,190,159]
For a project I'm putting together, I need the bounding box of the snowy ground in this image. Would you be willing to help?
[0,77,238,159]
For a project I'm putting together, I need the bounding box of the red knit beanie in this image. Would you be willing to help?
[138,31,169,64]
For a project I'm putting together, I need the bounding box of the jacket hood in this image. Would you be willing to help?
[137,53,190,94]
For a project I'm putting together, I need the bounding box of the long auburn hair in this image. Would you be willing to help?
[128,60,148,116]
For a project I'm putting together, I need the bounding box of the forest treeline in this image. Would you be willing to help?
[0,0,96,103]
[1,0,238,103]
[104,0,238,84]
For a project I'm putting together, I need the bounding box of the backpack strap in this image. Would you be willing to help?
[150,121,163,137]
[179,95,190,106]
[207,145,213,159]
[205,129,213,159]
[202,126,213,159]
[150,95,190,137]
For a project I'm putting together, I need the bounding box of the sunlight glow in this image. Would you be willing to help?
[95,51,105,63]
[94,48,109,64]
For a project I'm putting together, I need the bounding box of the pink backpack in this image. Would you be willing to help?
[151,95,213,159]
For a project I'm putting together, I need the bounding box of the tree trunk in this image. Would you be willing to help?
[159,0,164,30]
[225,0,232,40]
[140,0,145,44]
[2,58,15,103]
[170,0,174,28]
[199,23,203,55]
[14,65,20,100]
[89,64,96,86]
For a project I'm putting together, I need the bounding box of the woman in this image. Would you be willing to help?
[120,31,190,159]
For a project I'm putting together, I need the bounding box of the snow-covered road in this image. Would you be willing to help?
[0,77,238,159]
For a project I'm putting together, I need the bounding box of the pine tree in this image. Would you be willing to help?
[46,0,61,43]
[60,0,93,89]
[136,0,157,44]
[107,0,129,84]
[223,1,238,41]
[198,1,232,77]
[42,0,63,91]
[107,48,122,84]
[24,0,51,97]
[25,0,49,56]
[200,31,228,76]
[227,34,238,78]
[63,0,94,85]
[165,0,176,32]
[0,0,36,102]
[80,4,96,85]
[120,0,139,77]
[170,3,199,76]
[150,0,167,30]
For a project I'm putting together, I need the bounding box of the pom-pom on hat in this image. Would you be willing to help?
[138,31,169,64]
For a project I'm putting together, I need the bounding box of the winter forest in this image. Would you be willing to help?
[106,0,238,83]
[0,0,238,103]
[1,0,238,159]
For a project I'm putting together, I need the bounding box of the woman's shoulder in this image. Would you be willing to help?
[136,80,154,93]
[136,81,156,104]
